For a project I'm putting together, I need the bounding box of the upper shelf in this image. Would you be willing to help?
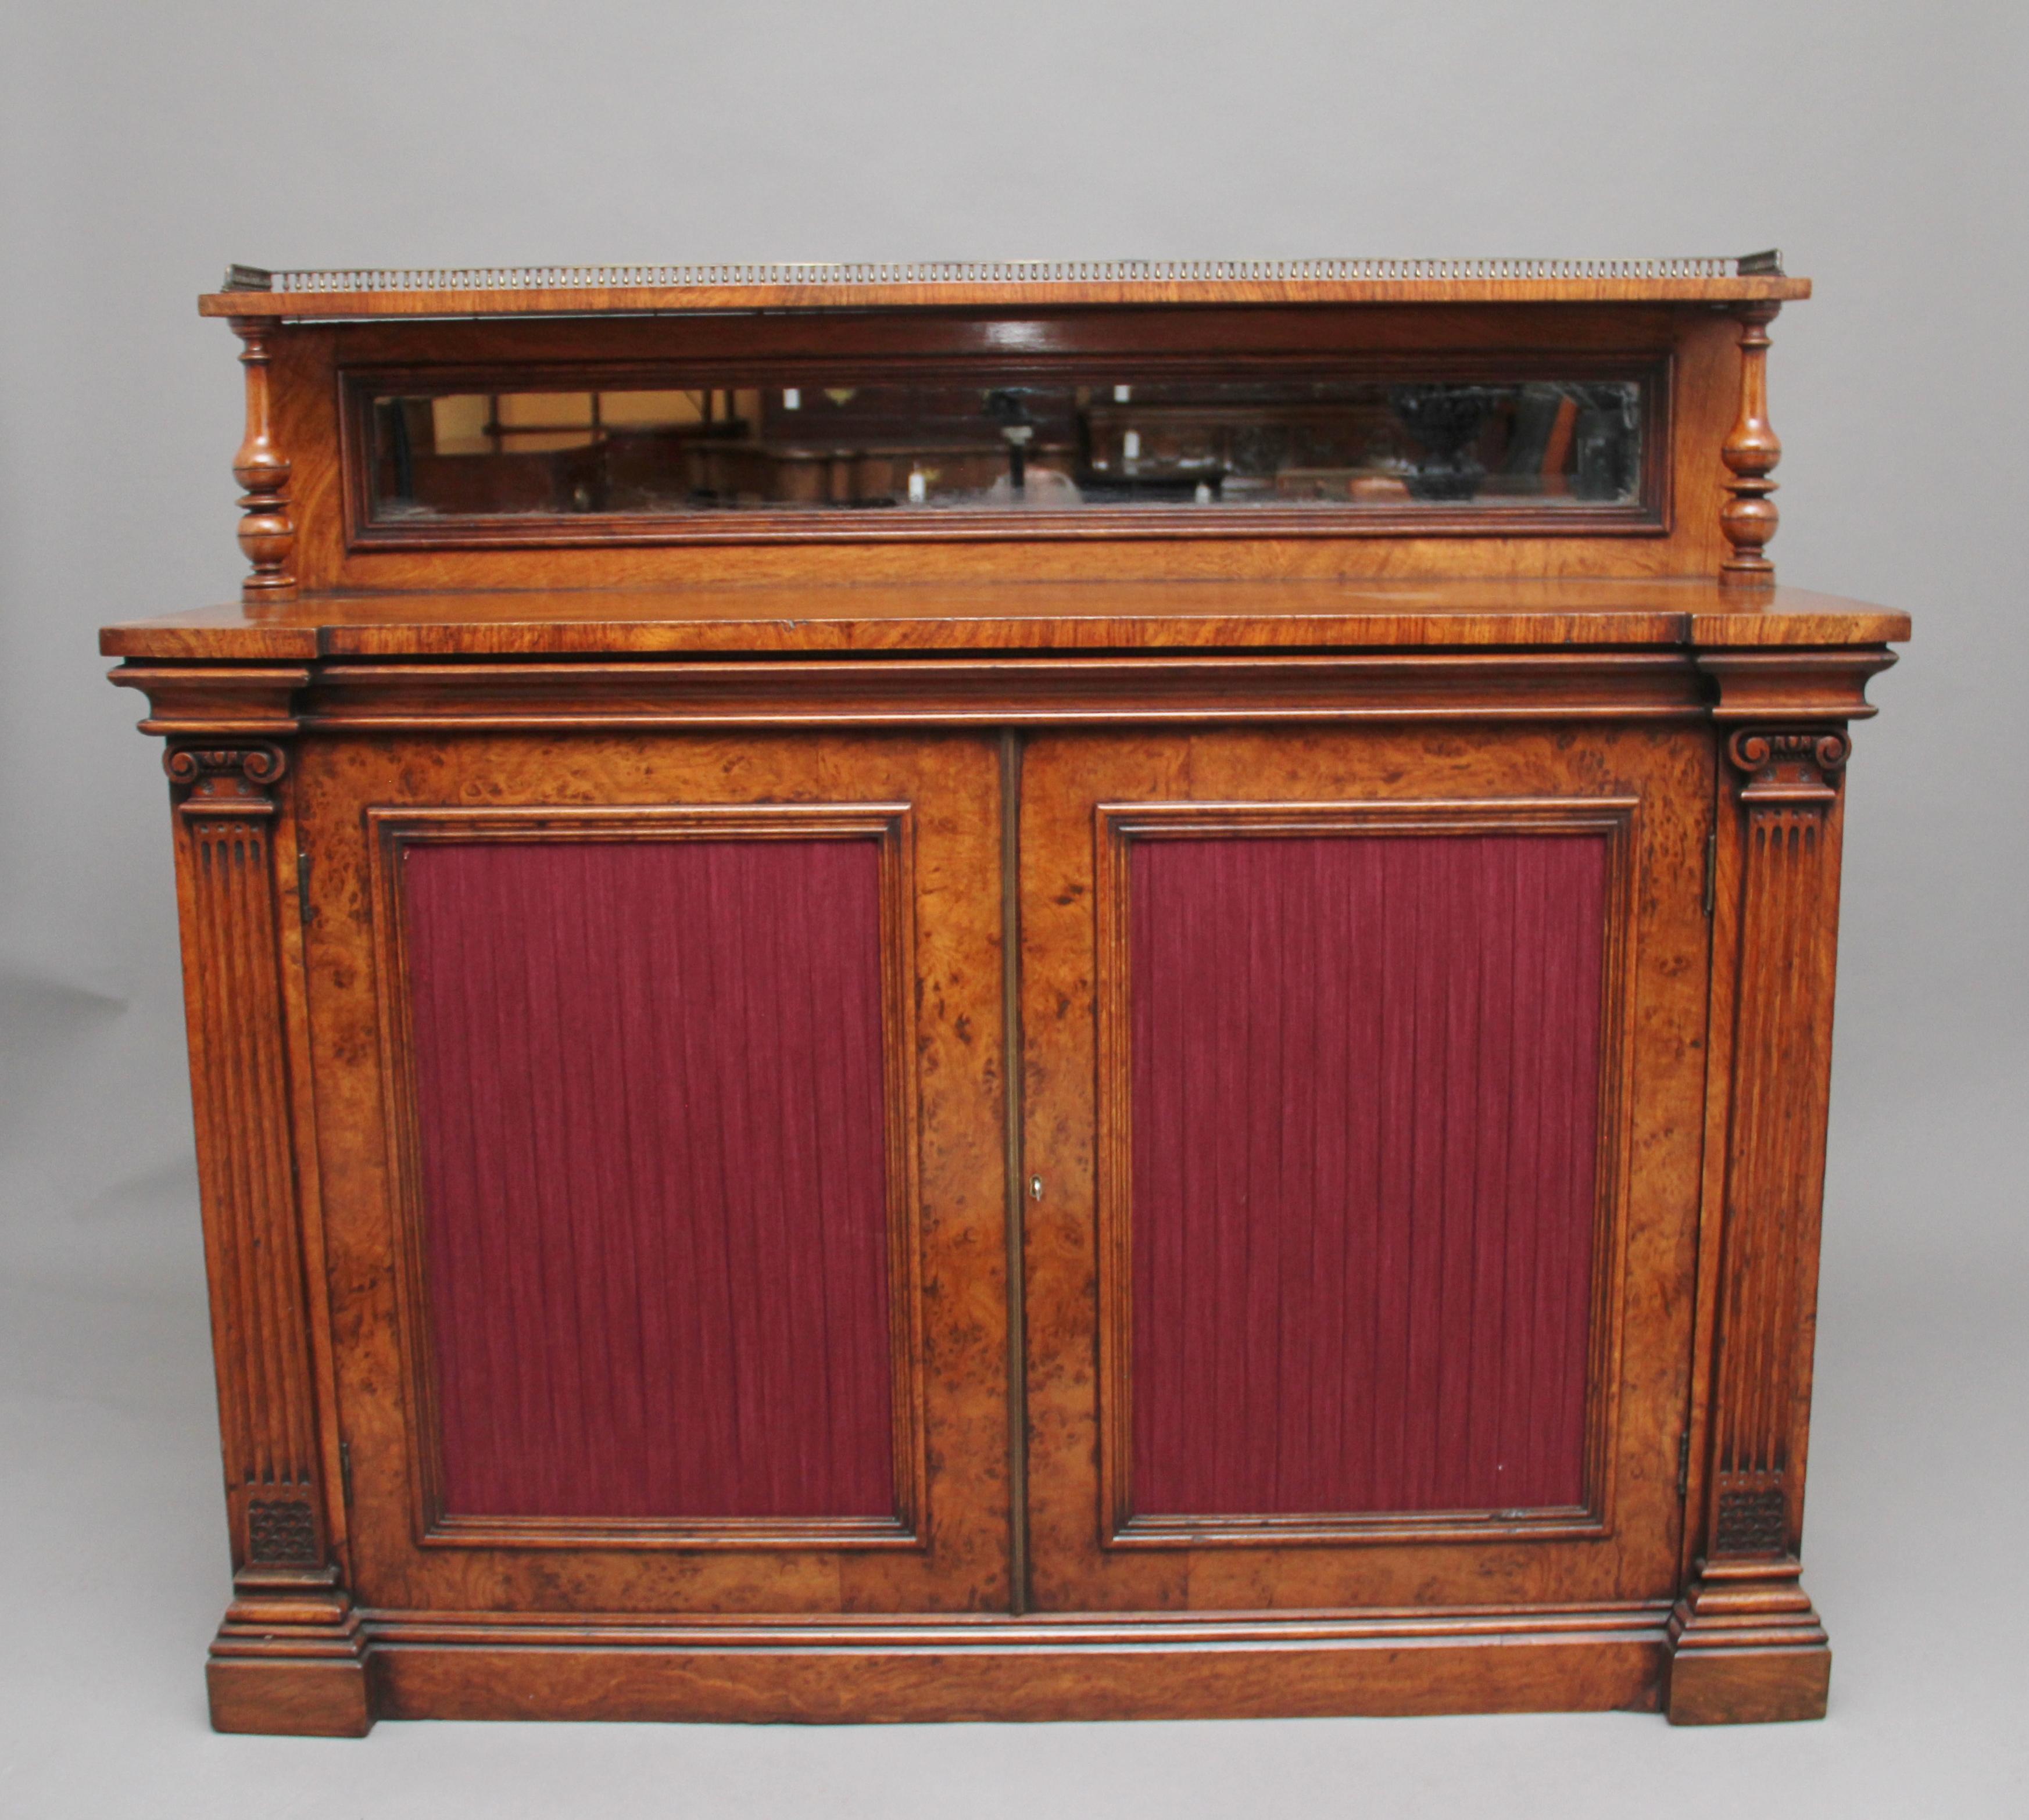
[188,254,1825,600]
[201,256,1811,320]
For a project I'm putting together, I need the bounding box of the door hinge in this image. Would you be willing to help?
[296,849,315,926]
[338,1439,354,1508]
[1677,1427,1693,1500]
[1701,823,1717,919]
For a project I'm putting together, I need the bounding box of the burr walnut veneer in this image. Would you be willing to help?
[104,257,1905,1733]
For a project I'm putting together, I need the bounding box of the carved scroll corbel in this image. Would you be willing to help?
[1726,728,1849,802]
[1719,303,1782,587]
[166,741,289,819]
[227,318,296,601]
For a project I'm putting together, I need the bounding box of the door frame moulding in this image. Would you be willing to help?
[364,801,929,1553]
[1090,796,1641,1550]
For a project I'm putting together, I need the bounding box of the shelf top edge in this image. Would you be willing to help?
[99,579,1908,661]
[199,257,1812,320]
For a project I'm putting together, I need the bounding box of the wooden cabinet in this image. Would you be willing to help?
[105,257,1906,1733]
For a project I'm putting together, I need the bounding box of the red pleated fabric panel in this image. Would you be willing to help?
[1130,832,1606,1517]
[402,837,895,1520]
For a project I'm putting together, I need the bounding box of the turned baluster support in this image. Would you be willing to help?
[228,318,296,601]
[1719,302,1783,587]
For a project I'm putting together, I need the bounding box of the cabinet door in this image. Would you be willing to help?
[1018,726,1711,1611]
[301,731,1011,1615]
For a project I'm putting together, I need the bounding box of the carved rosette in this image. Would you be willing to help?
[227,320,296,601]
[1719,303,1783,587]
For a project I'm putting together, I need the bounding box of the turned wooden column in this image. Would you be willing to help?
[114,663,368,1735]
[1718,303,1782,588]
[1669,650,1894,1724]
[227,318,296,601]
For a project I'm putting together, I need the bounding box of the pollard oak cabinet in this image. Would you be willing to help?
[103,255,1908,1733]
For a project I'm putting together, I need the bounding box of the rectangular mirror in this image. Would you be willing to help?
[363,374,1648,525]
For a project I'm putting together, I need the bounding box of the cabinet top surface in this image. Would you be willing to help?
[201,256,1809,319]
[101,578,1906,661]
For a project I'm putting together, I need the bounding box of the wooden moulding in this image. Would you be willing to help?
[251,1605,1678,1729]
[108,649,1733,736]
[292,651,1716,730]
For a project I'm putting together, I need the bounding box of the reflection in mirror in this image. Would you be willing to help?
[368,377,1642,521]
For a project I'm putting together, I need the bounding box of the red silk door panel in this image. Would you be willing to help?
[298,733,1010,1617]
[400,834,898,1527]
[1125,827,1608,1524]
[1019,728,1711,1613]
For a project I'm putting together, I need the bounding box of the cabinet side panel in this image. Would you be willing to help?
[401,837,895,1520]
[1129,832,1605,1516]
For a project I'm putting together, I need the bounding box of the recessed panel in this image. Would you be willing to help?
[1129,831,1607,1518]
[400,836,896,1522]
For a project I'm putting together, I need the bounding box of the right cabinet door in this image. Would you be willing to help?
[1018,723,1712,1613]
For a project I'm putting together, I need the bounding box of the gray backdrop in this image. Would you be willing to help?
[3,2,2024,1813]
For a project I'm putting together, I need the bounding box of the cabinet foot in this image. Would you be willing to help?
[206,1580,376,1736]
[207,1657,375,1736]
[1664,1559,1830,1724]
[1664,1646,1830,1725]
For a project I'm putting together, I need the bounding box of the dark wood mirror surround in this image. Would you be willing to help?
[103,256,1906,1733]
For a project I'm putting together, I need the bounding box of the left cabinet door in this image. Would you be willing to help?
[298,729,1012,1616]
